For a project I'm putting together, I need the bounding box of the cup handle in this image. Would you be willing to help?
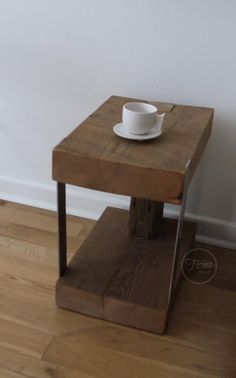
[156,113,166,132]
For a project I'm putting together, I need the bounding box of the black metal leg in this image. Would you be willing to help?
[57,182,67,276]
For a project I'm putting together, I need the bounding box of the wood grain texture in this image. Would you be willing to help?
[0,234,58,287]
[53,95,214,203]
[43,331,208,378]
[196,242,236,292]
[0,220,10,234]
[0,256,103,338]
[128,197,164,239]
[172,282,236,335]
[0,319,52,359]
[4,200,95,225]
[43,320,236,378]
[0,204,82,237]
[0,345,92,378]
[2,223,86,255]
[56,207,196,334]
[0,200,236,378]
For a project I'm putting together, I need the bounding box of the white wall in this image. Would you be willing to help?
[0,0,236,247]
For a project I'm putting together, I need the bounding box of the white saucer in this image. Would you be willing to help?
[113,122,162,141]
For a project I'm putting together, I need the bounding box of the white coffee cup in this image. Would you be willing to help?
[122,102,165,135]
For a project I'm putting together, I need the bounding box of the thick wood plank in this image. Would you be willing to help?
[57,208,131,319]
[56,207,196,334]
[148,101,175,113]
[103,214,196,333]
[53,95,213,203]
[103,219,190,310]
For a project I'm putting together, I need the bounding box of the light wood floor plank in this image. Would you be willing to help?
[43,299,236,378]
[2,223,91,254]
[0,234,85,289]
[0,271,103,336]
[0,319,52,359]
[167,316,236,358]
[0,235,58,286]
[4,200,96,226]
[196,242,236,292]
[0,221,10,235]
[0,206,83,237]
[0,345,93,378]
[173,281,236,335]
[0,368,26,378]
[43,331,217,378]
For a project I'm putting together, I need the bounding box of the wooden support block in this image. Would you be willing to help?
[56,207,196,334]
[128,197,164,239]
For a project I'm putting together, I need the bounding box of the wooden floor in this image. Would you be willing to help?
[0,200,235,377]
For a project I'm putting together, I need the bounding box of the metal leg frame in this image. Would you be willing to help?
[57,182,67,276]
[57,162,192,331]
[166,159,191,324]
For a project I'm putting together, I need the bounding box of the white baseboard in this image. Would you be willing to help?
[0,175,235,250]
[0,175,129,219]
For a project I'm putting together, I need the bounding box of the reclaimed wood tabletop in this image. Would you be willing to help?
[53,95,213,204]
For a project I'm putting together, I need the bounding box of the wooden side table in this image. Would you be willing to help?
[52,95,214,334]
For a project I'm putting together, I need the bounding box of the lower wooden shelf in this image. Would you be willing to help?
[56,207,196,334]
